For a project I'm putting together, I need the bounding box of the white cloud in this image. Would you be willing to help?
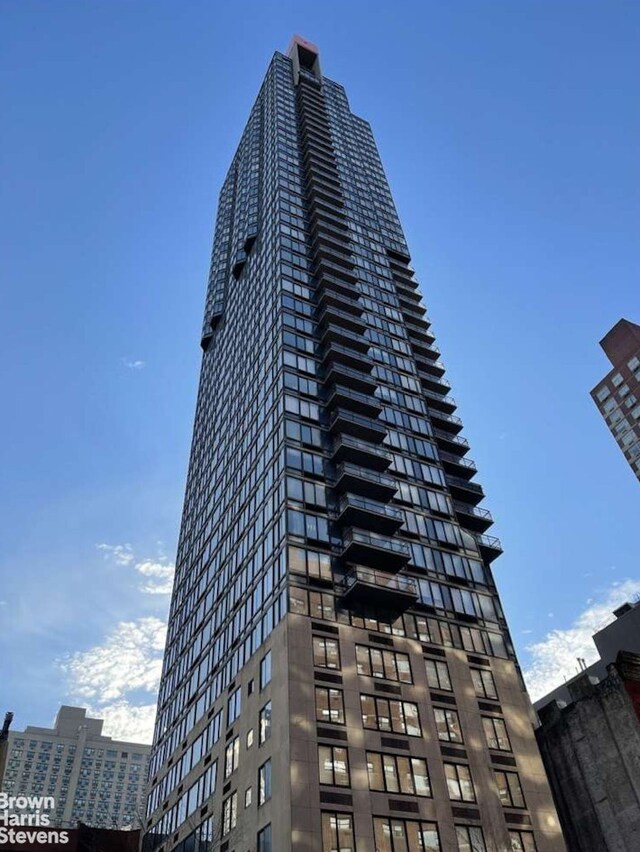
[121,357,146,370]
[60,617,166,744]
[97,543,134,565]
[59,544,174,743]
[523,578,640,701]
[98,543,175,596]
[135,561,175,596]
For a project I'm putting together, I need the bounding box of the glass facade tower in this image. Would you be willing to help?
[144,37,565,852]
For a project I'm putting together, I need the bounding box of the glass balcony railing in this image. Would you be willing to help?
[329,408,387,442]
[341,566,418,599]
[475,534,503,562]
[339,494,401,518]
[322,363,377,394]
[326,385,382,414]
[342,528,411,561]
[333,459,395,485]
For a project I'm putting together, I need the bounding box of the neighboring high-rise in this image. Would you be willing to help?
[144,37,565,852]
[591,318,640,482]
[0,706,150,830]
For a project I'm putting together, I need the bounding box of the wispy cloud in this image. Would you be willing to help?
[523,578,640,701]
[60,545,174,742]
[98,543,175,595]
[120,357,146,370]
[60,617,166,743]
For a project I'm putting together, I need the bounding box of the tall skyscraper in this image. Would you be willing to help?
[591,318,640,482]
[144,37,564,852]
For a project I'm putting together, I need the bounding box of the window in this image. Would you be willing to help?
[366,752,430,796]
[509,830,537,851]
[356,645,412,683]
[373,818,440,851]
[224,737,239,778]
[434,708,463,743]
[246,729,254,749]
[257,824,272,852]
[227,686,241,725]
[315,687,345,724]
[629,355,640,371]
[470,667,497,699]
[612,372,624,387]
[321,812,354,852]
[444,763,475,802]
[495,770,525,807]
[482,717,511,751]
[619,384,630,398]
[260,651,272,689]
[259,702,272,745]
[258,759,272,805]
[425,659,451,691]
[318,745,350,787]
[360,694,421,736]
[244,786,252,808]
[313,637,341,669]
[456,825,487,852]
[222,791,237,836]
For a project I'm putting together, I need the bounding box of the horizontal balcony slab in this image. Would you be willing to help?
[331,440,393,478]
[453,501,494,533]
[340,567,418,612]
[321,341,372,372]
[329,408,387,443]
[342,528,411,570]
[325,385,382,419]
[338,495,403,535]
[332,461,396,499]
[322,362,377,395]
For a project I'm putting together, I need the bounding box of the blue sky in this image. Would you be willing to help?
[1,0,639,741]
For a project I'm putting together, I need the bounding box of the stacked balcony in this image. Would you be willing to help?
[295,76,417,614]
[340,567,418,610]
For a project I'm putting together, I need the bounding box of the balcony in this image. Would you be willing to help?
[438,451,477,479]
[401,306,430,327]
[419,372,451,395]
[325,385,382,419]
[475,533,503,563]
[339,567,418,611]
[453,502,494,533]
[406,321,436,344]
[318,305,366,335]
[312,228,352,257]
[309,204,348,233]
[322,362,377,395]
[433,429,469,455]
[337,494,403,534]
[428,409,463,434]
[320,322,368,352]
[416,357,446,379]
[317,287,362,318]
[446,474,485,505]
[332,442,396,476]
[411,339,441,361]
[315,256,358,285]
[332,461,396,499]
[328,408,387,443]
[309,214,350,243]
[424,390,457,414]
[321,341,372,372]
[341,528,411,570]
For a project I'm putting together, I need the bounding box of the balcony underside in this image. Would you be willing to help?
[340,568,418,612]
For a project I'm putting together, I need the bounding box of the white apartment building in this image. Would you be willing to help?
[0,706,150,829]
